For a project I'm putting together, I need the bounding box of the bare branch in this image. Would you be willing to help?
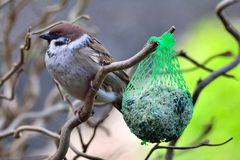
[161,138,232,150]
[0,28,31,87]
[2,103,68,132]
[145,138,233,160]
[68,0,90,21]
[0,69,23,100]
[216,0,240,43]
[182,51,233,72]
[192,0,240,105]
[177,50,236,79]
[0,125,60,140]
[0,0,13,9]
[144,143,160,160]
[83,116,109,153]
[49,116,82,160]
[70,144,105,160]
[0,124,102,160]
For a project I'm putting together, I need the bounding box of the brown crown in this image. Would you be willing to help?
[49,23,87,41]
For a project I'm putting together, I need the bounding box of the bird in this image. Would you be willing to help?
[39,22,129,110]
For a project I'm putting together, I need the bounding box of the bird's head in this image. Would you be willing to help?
[39,23,90,49]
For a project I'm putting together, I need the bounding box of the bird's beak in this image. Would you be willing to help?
[39,32,61,44]
[39,32,53,43]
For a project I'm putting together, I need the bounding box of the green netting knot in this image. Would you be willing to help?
[141,139,148,146]
[148,32,175,48]
[121,31,193,143]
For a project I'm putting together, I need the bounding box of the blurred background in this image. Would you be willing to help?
[0,0,239,159]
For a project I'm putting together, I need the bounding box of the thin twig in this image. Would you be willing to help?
[0,69,23,100]
[182,51,233,72]
[145,138,232,160]
[70,144,105,160]
[0,0,13,9]
[0,28,31,87]
[158,138,232,150]
[2,103,68,133]
[0,125,102,160]
[49,116,82,160]
[0,125,60,140]
[3,0,16,68]
[216,0,240,43]
[144,143,159,160]
[177,50,236,79]
[83,116,109,153]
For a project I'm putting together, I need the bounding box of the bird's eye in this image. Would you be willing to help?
[55,41,66,46]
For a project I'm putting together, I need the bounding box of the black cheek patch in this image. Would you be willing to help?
[55,41,66,46]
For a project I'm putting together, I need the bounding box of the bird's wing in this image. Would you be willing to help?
[88,37,129,92]
[87,36,129,85]
[87,36,113,65]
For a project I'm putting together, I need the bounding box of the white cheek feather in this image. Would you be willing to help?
[45,39,73,67]
[68,34,91,50]
[48,41,68,55]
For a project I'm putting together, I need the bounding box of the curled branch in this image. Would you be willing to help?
[216,0,240,43]
[49,116,82,160]
[0,125,102,160]
[177,50,236,79]
[192,0,240,105]
[145,138,233,160]
[0,125,60,140]
[182,51,233,72]
[0,68,23,100]
[83,116,109,153]
[2,103,68,133]
[0,28,31,87]
[70,144,105,160]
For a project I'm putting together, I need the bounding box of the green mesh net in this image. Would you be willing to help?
[121,32,193,143]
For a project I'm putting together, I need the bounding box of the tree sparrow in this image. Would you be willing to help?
[40,23,129,110]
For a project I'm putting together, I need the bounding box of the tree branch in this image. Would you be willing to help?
[182,51,233,72]
[70,144,105,160]
[177,50,236,79]
[145,138,232,160]
[2,103,68,133]
[216,0,240,43]
[192,0,240,105]
[0,69,23,100]
[83,115,108,153]
[49,116,82,160]
[0,28,31,87]
[0,125,60,140]
[159,138,232,150]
